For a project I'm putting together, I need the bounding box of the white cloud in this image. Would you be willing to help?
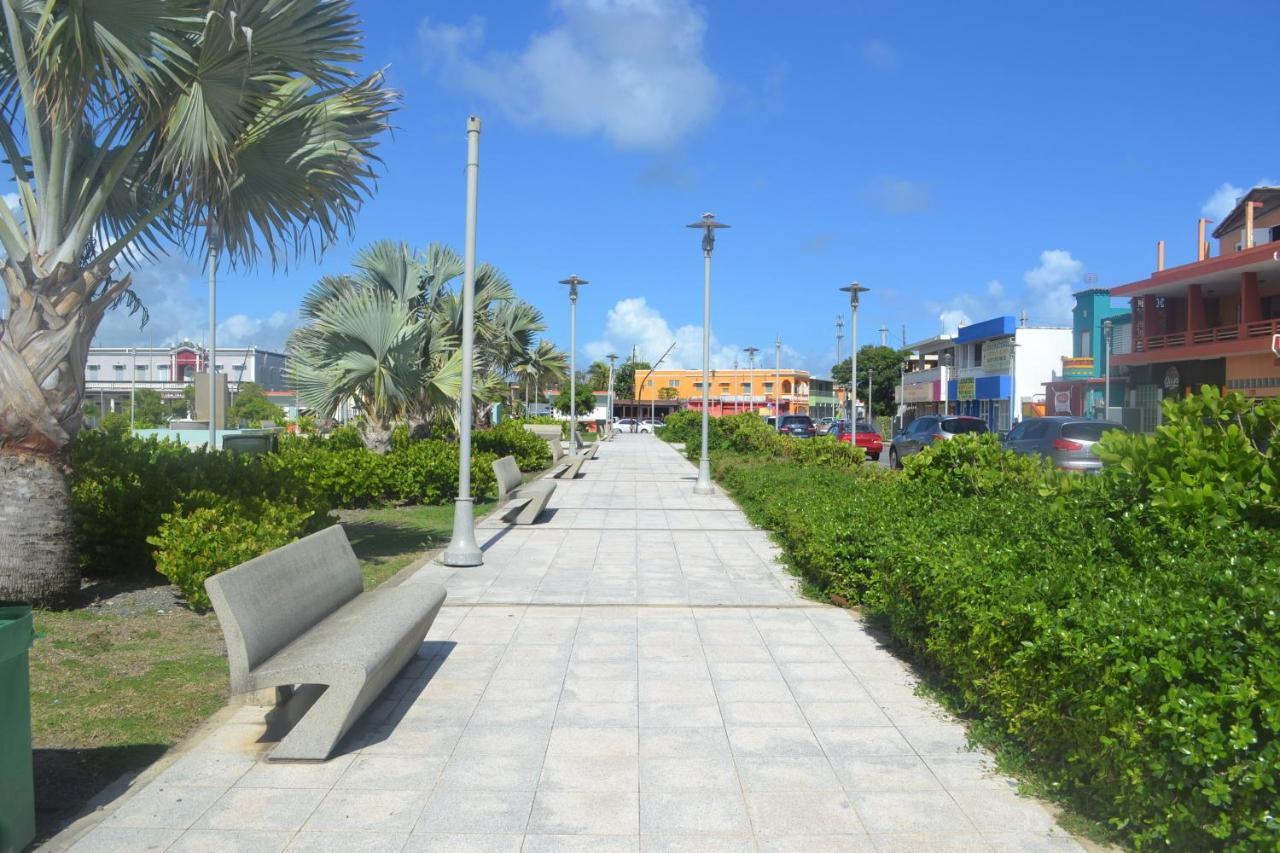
[92,255,295,351]
[3,192,19,213]
[986,279,1004,299]
[860,177,931,215]
[583,296,799,374]
[937,309,971,336]
[1023,249,1083,324]
[861,39,899,71]
[419,0,720,149]
[1200,179,1277,223]
[927,280,1012,335]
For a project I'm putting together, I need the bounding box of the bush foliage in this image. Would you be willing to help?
[713,390,1280,850]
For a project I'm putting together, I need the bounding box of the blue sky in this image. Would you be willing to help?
[96,0,1280,376]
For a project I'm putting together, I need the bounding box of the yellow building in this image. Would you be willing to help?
[634,368,812,416]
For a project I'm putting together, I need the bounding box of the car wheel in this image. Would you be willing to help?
[888,448,899,469]
[870,454,880,462]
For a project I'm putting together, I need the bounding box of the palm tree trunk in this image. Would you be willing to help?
[0,262,112,604]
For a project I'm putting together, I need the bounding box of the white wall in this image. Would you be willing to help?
[1013,327,1072,409]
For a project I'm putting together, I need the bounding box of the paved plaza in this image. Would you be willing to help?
[58,436,1086,852]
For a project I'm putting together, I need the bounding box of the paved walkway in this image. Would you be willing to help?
[60,435,1086,852]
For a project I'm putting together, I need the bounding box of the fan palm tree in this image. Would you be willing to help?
[0,2,395,604]
[586,361,612,392]
[522,340,568,409]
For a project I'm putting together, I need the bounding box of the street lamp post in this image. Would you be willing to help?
[129,347,137,430]
[686,213,729,495]
[839,283,869,422]
[835,315,843,420]
[1102,318,1113,419]
[559,275,588,453]
[774,336,781,430]
[443,116,484,568]
[606,352,618,427]
[744,346,759,415]
[207,223,220,450]
[866,367,873,425]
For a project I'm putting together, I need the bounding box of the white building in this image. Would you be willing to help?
[85,341,289,415]
[899,333,955,423]
[947,315,1071,431]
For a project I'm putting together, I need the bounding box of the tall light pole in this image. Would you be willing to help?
[1102,318,1113,420]
[686,213,728,495]
[744,346,759,415]
[866,367,873,425]
[443,116,484,568]
[207,222,220,449]
[774,336,782,429]
[606,352,618,427]
[835,315,843,419]
[840,283,869,421]
[559,275,588,453]
[129,347,137,431]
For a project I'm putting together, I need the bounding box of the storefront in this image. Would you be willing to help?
[947,374,1011,432]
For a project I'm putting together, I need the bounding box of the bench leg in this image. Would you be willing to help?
[266,679,369,761]
[516,499,545,525]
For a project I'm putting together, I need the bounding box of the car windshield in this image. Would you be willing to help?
[941,418,987,434]
[1061,422,1123,442]
[781,417,812,426]
[855,422,877,433]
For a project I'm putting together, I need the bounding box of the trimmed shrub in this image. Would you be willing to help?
[473,420,553,470]
[148,492,315,610]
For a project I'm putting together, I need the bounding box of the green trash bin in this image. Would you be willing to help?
[0,605,35,853]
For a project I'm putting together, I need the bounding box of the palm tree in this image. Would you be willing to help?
[586,361,612,392]
[521,340,568,411]
[0,2,394,604]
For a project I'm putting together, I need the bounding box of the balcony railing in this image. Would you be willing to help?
[1139,317,1280,353]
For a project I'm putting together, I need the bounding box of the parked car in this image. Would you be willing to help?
[1001,416,1126,471]
[816,416,839,435]
[888,415,988,468]
[833,420,883,461]
[615,418,638,433]
[637,418,663,433]
[777,415,817,438]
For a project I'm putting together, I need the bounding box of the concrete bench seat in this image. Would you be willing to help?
[551,448,593,479]
[205,525,446,762]
[523,424,565,461]
[494,455,556,524]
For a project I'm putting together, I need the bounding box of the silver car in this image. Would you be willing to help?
[888,415,988,469]
[1001,416,1126,471]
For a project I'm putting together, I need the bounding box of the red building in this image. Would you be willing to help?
[1110,187,1280,427]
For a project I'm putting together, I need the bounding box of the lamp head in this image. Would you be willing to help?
[686,212,729,255]
[839,282,870,307]
[559,275,588,302]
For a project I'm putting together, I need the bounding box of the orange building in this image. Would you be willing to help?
[634,368,812,416]
[1110,186,1280,428]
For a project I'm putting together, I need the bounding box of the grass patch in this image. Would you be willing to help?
[29,502,478,840]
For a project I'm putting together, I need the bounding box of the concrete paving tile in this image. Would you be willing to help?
[286,831,408,852]
[712,679,795,703]
[562,678,639,703]
[799,701,891,727]
[102,784,223,829]
[832,754,945,792]
[470,699,560,727]
[523,834,639,852]
[719,701,807,727]
[849,790,975,834]
[437,751,546,791]
[539,754,639,792]
[167,829,290,852]
[898,723,974,756]
[302,788,428,833]
[639,790,751,835]
[638,701,723,728]
[638,679,717,704]
[756,835,877,852]
[726,726,824,758]
[641,836,755,853]
[868,833,992,852]
[194,787,327,832]
[985,832,1086,852]
[335,754,445,792]
[555,700,638,727]
[814,726,915,757]
[158,751,256,788]
[359,725,464,757]
[68,827,182,852]
[416,787,535,834]
[236,755,354,789]
[547,725,639,757]
[452,725,552,760]
[639,756,740,792]
[924,753,1015,790]
[744,790,863,836]
[527,790,640,835]
[639,727,732,758]
[735,755,843,791]
[401,834,521,852]
[951,790,1061,834]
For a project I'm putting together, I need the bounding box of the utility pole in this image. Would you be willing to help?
[774,336,782,430]
[744,346,759,416]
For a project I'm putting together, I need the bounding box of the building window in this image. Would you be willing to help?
[667,379,679,388]
[1079,330,1090,357]
[88,364,99,372]
[740,383,750,394]
[763,382,774,392]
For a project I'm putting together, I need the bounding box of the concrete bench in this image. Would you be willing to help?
[494,455,556,524]
[523,424,564,461]
[204,525,446,762]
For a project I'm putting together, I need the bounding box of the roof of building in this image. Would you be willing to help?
[1211,186,1280,238]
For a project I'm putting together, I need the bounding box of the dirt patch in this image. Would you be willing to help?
[75,577,187,617]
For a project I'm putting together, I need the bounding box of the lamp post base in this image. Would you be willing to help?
[693,458,714,495]
[442,497,483,566]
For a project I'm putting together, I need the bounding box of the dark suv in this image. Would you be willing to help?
[888,415,987,468]
[777,415,817,438]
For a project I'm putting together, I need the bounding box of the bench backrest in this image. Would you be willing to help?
[205,525,363,693]
[523,424,564,460]
[493,455,522,501]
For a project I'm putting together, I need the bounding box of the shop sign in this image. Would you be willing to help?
[1062,356,1094,379]
[983,338,1014,371]
[957,377,976,401]
[1163,365,1181,393]
[1054,390,1073,414]
[903,382,934,403]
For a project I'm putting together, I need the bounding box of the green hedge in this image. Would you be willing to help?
[713,390,1280,850]
[473,420,553,470]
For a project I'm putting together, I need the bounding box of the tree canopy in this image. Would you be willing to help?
[832,345,909,417]
[228,383,286,426]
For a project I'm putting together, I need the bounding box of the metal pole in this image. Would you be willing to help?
[606,354,617,426]
[130,347,136,430]
[850,297,858,421]
[569,290,577,452]
[774,336,781,429]
[867,368,873,423]
[443,116,484,567]
[207,229,218,450]
[694,247,713,493]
